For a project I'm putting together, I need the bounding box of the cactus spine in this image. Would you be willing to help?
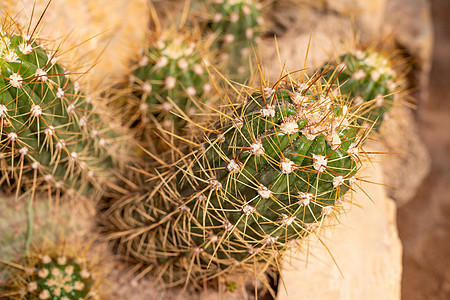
[103,70,366,288]
[321,49,397,130]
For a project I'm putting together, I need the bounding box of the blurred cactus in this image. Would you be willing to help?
[321,49,398,130]
[120,23,216,151]
[0,20,130,200]
[0,193,90,284]
[101,68,367,288]
[1,241,105,299]
[201,0,263,78]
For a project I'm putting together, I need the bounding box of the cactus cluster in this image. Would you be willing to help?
[0,1,405,297]
[103,71,366,287]
[2,243,103,300]
[0,29,128,199]
[321,49,397,130]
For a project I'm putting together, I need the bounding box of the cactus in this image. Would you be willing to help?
[1,241,104,299]
[0,23,129,199]
[122,24,215,149]
[102,69,367,288]
[321,49,398,130]
[203,0,263,77]
[0,193,87,284]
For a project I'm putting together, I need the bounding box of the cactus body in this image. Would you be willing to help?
[0,30,125,198]
[322,50,397,130]
[23,256,93,299]
[2,243,103,300]
[177,84,359,261]
[207,0,263,76]
[125,28,213,142]
[103,72,366,287]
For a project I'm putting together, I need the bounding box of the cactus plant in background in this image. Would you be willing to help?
[121,22,216,150]
[0,192,91,285]
[0,199,61,282]
[200,0,263,78]
[0,20,130,200]
[321,49,398,130]
[101,68,368,290]
[1,240,105,299]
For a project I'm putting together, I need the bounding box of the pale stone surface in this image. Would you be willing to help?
[384,0,433,104]
[378,105,431,207]
[261,0,387,79]
[278,159,402,300]
[4,0,148,89]
[260,5,352,80]
[326,0,387,39]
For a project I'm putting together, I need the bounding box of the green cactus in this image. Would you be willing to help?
[0,193,84,284]
[0,28,128,199]
[1,243,103,300]
[206,0,263,77]
[102,71,366,288]
[124,26,214,147]
[321,49,397,130]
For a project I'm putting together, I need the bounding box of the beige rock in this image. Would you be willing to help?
[273,0,387,37]
[383,0,433,104]
[260,5,352,79]
[378,105,431,207]
[278,159,402,300]
[5,0,149,89]
[326,0,387,39]
[261,0,387,79]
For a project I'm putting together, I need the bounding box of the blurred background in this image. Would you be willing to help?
[398,0,450,299]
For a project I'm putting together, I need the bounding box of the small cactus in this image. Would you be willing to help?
[102,69,367,288]
[0,193,88,284]
[0,22,128,199]
[122,25,215,148]
[321,49,398,130]
[205,0,263,77]
[1,241,104,299]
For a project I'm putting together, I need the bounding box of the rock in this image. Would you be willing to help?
[378,104,431,207]
[325,0,387,39]
[383,0,433,105]
[261,0,387,80]
[260,4,352,79]
[4,0,149,89]
[278,158,402,300]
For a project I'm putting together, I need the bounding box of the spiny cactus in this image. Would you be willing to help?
[1,241,104,299]
[0,198,59,276]
[0,22,129,199]
[321,49,398,130]
[0,193,88,284]
[204,0,263,77]
[122,24,215,149]
[102,69,367,288]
